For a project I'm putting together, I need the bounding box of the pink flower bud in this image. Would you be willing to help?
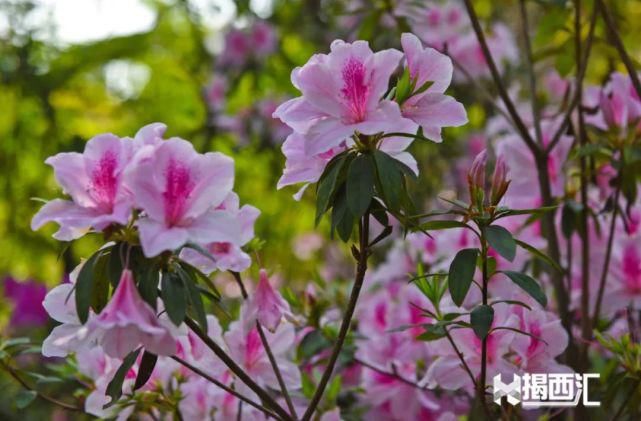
[244,269,290,333]
[490,155,510,205]
[468,150,487,206]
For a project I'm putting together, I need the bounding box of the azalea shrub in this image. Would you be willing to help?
[3,0,641,420]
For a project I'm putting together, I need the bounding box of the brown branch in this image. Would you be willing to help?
[0,360,82,412]
[597,0,641,100]
[462,0,538,153]
[518,0,543,145]
[301,213,370,421]
[354,358,425,390]
[171,356,279,419]
[230,271,298,419]
[183,317,292,420]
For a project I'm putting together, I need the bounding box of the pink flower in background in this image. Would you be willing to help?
[32,133,134,240]
[219,28,250,67]
[93,270,176,358]
[588,72,641,133]
[399,33,468,141]
[251,21,277,58]
[205,74,227,112]
[601,230,641,315]
[424,305,519,392]
[274,39,413,155]
[224,319,300,400]
[244,269,291,332]
[3,277,48,328]
[496,119,572,208]
[509,305,571,374]
[180,192,260,273]
[126,138,240,257]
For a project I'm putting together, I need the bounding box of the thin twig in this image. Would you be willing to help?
[230,271,298,419]
[462,0,538,153]
[0,360,82,412]
[611,378,641,421]
[592,175,623,326]
[444,329,477,390]
[183,317,292,420]
[597,0,641,100]
[518,0,544,145]
[171,356,279,419]
[354,358,425,390]
[545,1,598,154]
[301,213,371,421]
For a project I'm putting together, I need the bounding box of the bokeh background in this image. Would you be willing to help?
[1,0,641,418]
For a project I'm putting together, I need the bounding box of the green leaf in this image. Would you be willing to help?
[105,348,141,408]
[108,243,125,286]
[15,390,37,409]
[334,192,355,242]
[470,305,494,340]
[561,202,577,238]
[346,154,375,219]
[485,225,516,262]
[137,265,159,310]
[416,324,447,341]
[315,154,348,225]
[395,66,412,103]
[515,239,563,273]
[496,205,558,217]
[448,248,479,306]
[90,253,111,313]
[161,272,187,326]
[133,351,158,391]
[75,249,104,324]
[419,220,468,231]
[373,150,402,211]
[177,266,208,331]
[501,270,547,308]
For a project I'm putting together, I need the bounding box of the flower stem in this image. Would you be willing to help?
[183,317,292,420]
[479,232,490,415]
[230,270,298,419]
[301,213,370,421]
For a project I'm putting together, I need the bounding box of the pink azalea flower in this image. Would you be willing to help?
[601,230,641,315]
[244,269,291,333]
[399,33,468,142]
[125,138,240,257]
[133,122,167,149]
[273,39,413,156]
[179,192,260,273]
[205,74,227,112]
[32,133,134,240]
[496,119,573,208]
[589,72,641,134]
[509,305,571,373]
[224,319,300,400]
[93,270,176,359]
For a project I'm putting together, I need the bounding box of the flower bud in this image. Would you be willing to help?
[490,155,510,205]
[468,150,487,208]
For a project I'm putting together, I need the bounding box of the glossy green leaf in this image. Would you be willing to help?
[419,219,468,231]
[501,270,547,308]
[373,150,402,211]
[448,248,479,306]
[485,225,516,262]
[15,390,37,409]
[75,249,104,324]
[133,351,158,391]
[105,348,141,408]
[315,153,348,225]
[471,305,494,340]
[515,238,563,273]
[346,154,375,219]
[161,272,187,326]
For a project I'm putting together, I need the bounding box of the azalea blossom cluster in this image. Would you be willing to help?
[274,33,467,198]
[32,123,258,269]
